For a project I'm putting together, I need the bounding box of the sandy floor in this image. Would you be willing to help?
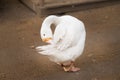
[0,0,120,80]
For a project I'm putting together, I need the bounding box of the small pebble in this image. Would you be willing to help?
[30,45,35,49]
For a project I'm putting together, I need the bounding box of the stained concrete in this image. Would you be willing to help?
[0,0,120,80]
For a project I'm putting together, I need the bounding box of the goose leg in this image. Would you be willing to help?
[61,61,80,72]
[61,62,71,72]
[69,61,80,72]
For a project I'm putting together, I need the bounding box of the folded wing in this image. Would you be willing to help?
[53,24,74,51]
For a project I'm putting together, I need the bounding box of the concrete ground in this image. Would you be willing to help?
[0,0,120,80]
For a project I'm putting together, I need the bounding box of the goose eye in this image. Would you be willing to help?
[43,34,45,36]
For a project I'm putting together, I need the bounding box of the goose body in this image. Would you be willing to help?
[36,15,86,72]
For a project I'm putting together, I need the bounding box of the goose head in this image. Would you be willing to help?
[40,15,59,43]
[41,26,53,43]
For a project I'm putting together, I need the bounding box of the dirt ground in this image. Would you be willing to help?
[0,0,120,80]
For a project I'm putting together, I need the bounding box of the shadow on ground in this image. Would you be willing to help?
[0,0,120,80]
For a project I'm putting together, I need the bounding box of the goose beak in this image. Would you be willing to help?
[42,37,52,43]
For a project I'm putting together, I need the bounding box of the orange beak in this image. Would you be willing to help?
[42,37,52,43]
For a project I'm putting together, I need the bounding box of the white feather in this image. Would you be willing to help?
[36,15,86,63]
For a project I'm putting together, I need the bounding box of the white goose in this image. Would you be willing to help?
[36,15,86,72]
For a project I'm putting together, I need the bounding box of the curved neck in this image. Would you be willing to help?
[42,15,59,28]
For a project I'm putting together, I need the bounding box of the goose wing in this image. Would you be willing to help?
[53,24,74,51]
